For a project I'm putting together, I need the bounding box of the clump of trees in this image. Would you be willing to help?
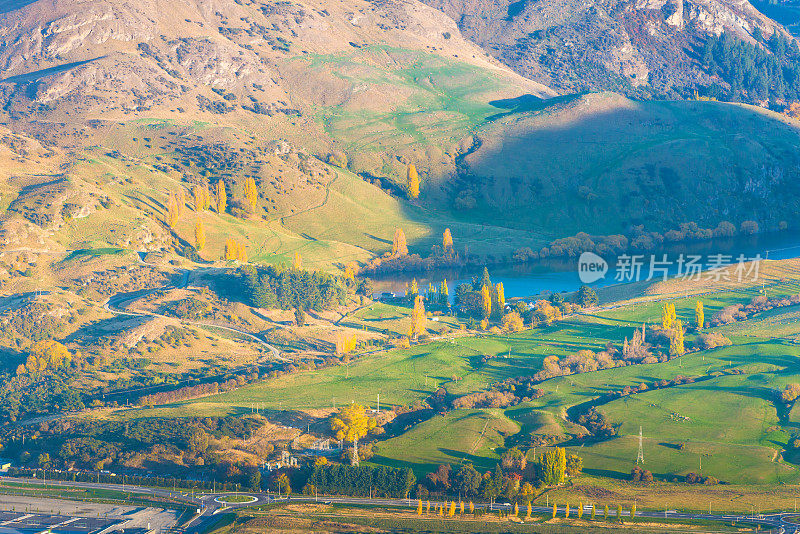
[327,151,348,168]
[224,238,248,261]
[451,390,518,409]
[308,463,416,498]
[694,332,732,350]
[227,264,347,311]
[534,344,641,382]
[630,465,653,484]
[712,294,800,326]
[193,184,211,211]
[577,408,617,439]
[17,340,76,377]
[685,472,719,485]
[392,228,409,257]
[531,221,763,261]
[138,377,244,406]
[364,228,461,273]
[660,303,685,357]
[701,31,800,104]
[419,448,583,502]
[779,383,800,403]
[335,331,358,354]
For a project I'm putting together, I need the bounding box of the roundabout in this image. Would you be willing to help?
[214,494,259,505]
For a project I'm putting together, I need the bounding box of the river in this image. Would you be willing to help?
[369,231,800,301]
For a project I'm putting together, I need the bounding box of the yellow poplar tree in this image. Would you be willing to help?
[670,319,685,356]
[294,252,303,270]
[193,185,204,211]
[526,502,531,519]
[177,188,186,216]
[225,238,237,260]
[443,228,453,249]
[409,278,419,298]
[448,501,455,517]
[578,502,584,519]
[392,228,408,256]
[661,303,676,329]
[494,282,505,314]
[552,503,557,519]
[344,262,358,283]
[459,501,464,515]
[407,164,420,199]
[330,403,376,466]
[216,179,227,214]
[244,176,258,210]
[514,502,519,517]
[335,332,357,354]
[410,296,427,338]
[417,500,422,515]
[427,501,431,514]
[695,300,704,329]
[166,193,179,228]
[565,503,570,518]
[481,284,492,319]
[237,242,247,262]
[194,220,206,251]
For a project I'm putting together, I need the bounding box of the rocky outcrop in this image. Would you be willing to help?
[0,0,550,119]
[419,0,794,94]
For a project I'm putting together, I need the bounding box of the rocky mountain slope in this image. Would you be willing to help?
[0,0,548,122]
[0,0,798,270]
[419,0,794,95]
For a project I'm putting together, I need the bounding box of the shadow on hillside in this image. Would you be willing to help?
[0,346,23,372]
[0,57,105,84]
[64,315,153,344]
[581,468,629,480]
[486,93,584,121]
[423,93,800,247]
[0,0,37,15]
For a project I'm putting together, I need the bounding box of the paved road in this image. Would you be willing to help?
[102,272,286,362]
[4,477,800,533]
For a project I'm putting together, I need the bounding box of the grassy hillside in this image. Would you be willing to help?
[440,93,800,237]
[111,264,800,489]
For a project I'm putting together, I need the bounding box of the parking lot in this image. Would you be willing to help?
[0,510,121,533]
[0,496,179,533]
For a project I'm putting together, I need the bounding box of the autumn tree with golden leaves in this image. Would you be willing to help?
[410,295,426,339]
[194,220,206,251]
[481,284,492,319]
[392,228,408,256]
[216,179,227,214]
[166,193,179,228]
[407,164,420,199]
[443,228,453,250]
[244,176,258,210]
[335,332,357,354]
